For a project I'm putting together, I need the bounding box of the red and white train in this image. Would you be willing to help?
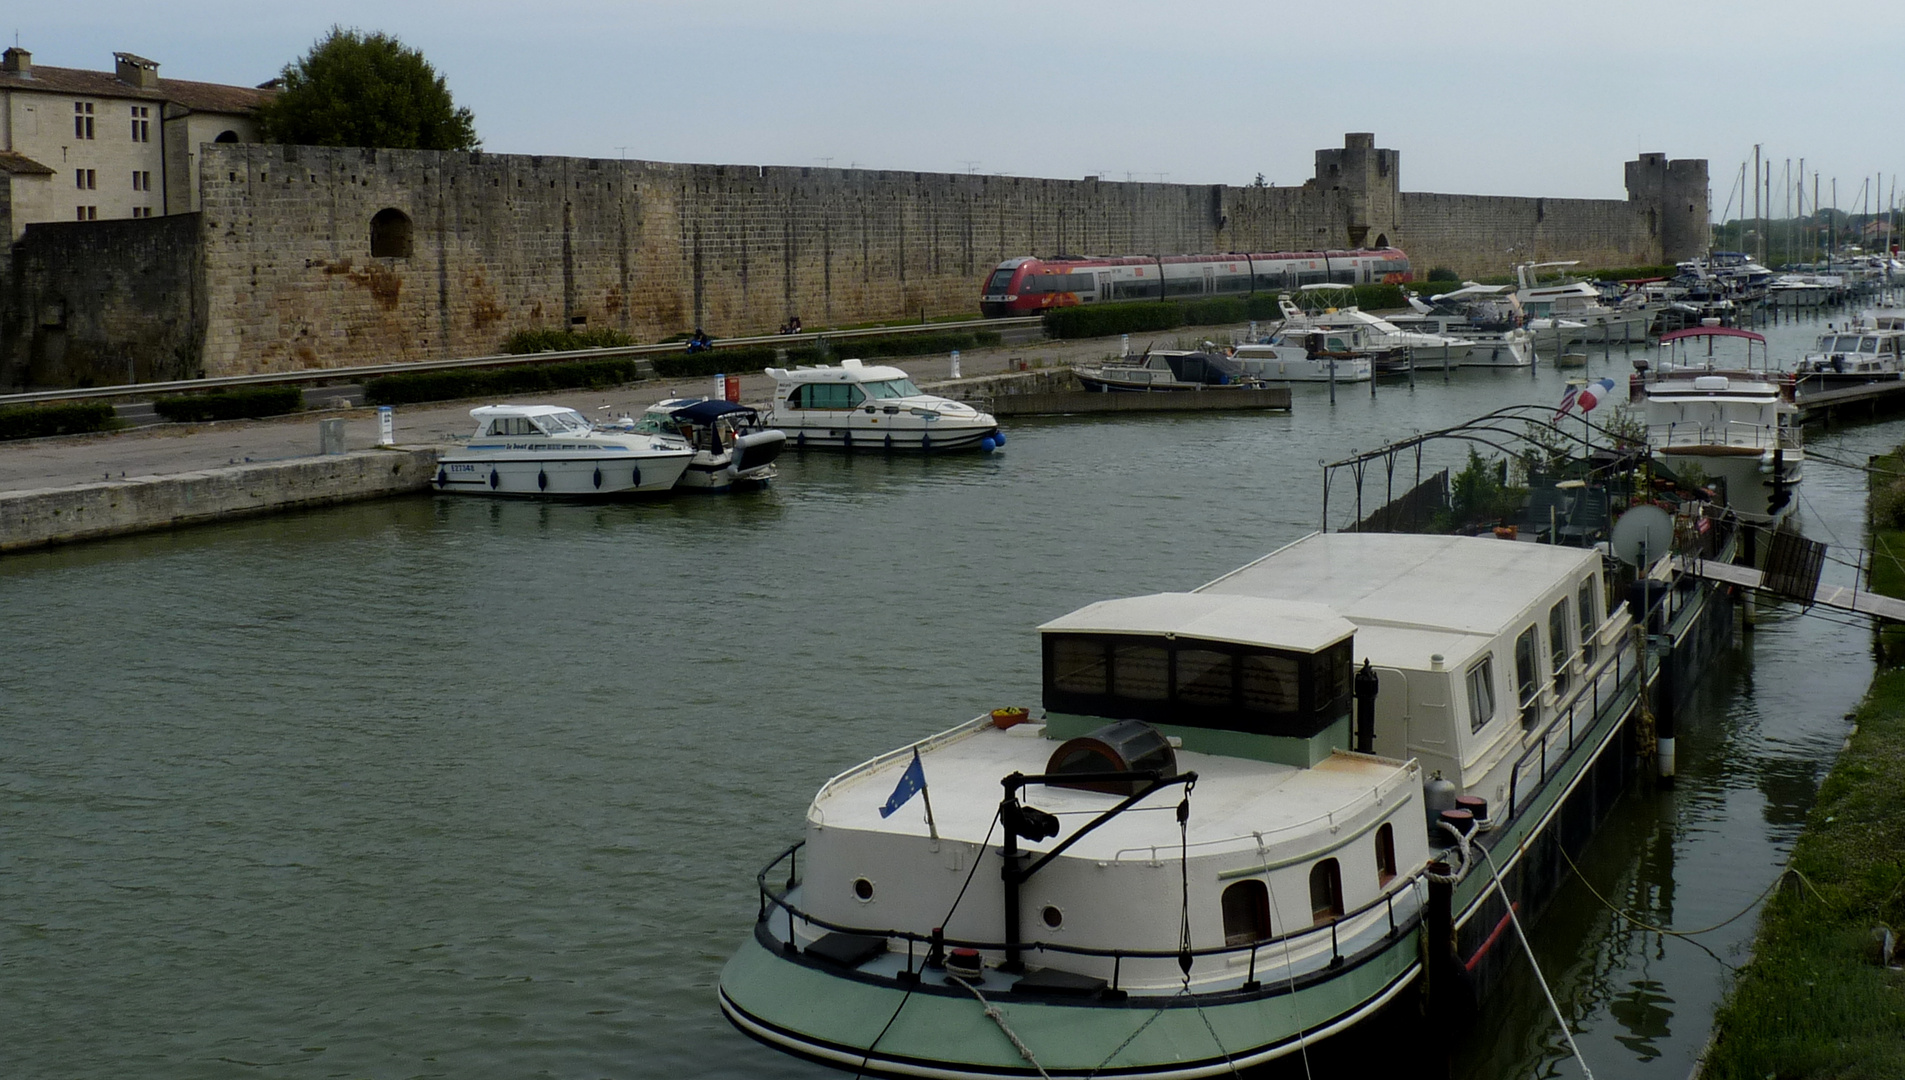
[978,248,1411,317]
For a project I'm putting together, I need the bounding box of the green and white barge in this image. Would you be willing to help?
[719,532,1645,1077]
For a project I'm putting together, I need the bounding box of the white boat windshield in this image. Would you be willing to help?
[541,410,592,433]
[862,377,924,399]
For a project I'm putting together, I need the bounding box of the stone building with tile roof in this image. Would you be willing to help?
[0,46,273,241]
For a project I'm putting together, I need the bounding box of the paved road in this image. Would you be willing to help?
[0,329,1223,493]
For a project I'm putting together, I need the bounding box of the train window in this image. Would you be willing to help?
[985,270,1015,293]
[1114,280,1161,300]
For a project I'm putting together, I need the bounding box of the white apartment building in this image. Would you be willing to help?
[0,47,273,241]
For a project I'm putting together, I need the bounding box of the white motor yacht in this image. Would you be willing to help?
[765,359,1003,452]
[1393,287,1536,367]
[1644,372,1802,523]
[434,404,693,496]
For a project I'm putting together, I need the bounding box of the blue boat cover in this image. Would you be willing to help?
[669,399,756,422]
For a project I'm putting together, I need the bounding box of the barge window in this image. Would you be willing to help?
[1465,656,1496,733]
[1577,578,1597,666]
[1050,637,1110,694]
[1309,859,1344,925]
[1548,599,1572,697]
[1041,633,1346,738]
[1240,653,1300,714]
[1176,649,1234,707]
[1514,627,1542,729]
[1110,643,1169,700]
[1221,881,1272,946]
[1375,823,1396,886]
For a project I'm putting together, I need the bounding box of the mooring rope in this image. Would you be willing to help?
[854,810,1002,1080]
[1473,839,1595,1080]
[1258,833,1317,1080]
[949,973,1052,1080]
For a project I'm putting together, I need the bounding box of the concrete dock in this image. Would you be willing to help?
[0,328,1220,554]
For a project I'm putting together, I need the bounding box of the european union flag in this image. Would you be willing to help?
[879,750,927,818]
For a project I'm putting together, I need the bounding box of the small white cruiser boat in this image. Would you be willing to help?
[765,359,1003,452]
[433,404,692,496]
[1272,291,1467,363]
[1075,350,1261,391]
[1793,321,1905,387]
[625,398,786,491]
[721,533,1643,1078]
[1231,336,1374,382]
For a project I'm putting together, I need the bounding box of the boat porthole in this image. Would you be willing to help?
[488,469,499,490]
[1041,905,1063,929]
[537,470,548,491]
[852,878,874,902]
[593,467,603,490]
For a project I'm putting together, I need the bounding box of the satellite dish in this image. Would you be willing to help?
[1610,505,1674,567]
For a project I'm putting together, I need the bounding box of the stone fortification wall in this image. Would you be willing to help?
[193,144,1367,375]
[1398,193,1660,277]
[1,213,203,388]
[0,137,1706,385]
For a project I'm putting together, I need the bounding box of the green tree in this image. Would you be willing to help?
[259,27,478,150]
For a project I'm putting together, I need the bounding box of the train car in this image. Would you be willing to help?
[979,248,1411,317]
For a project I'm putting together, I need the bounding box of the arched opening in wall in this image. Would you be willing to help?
[214,130,240,143]
[1373,233,1389,249]
[370,208,414,259]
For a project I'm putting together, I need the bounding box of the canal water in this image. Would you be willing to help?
[2,315,1896,1079]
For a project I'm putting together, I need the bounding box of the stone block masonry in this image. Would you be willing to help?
[1,213,203,387]
[0,135,1707,385]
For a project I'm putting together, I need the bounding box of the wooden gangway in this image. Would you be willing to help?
[1670,555,1905,622]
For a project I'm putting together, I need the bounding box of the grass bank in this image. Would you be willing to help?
[1699,448,1905,1079]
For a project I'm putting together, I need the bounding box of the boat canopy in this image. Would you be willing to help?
[1659,326,1767,345]
[668,399,757,423]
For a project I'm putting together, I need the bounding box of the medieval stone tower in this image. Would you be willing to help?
[1313,133,1402,249]
[1625,153,1710,263]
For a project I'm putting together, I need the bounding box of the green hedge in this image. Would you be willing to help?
[502,327,638,353]
[1043,285,1417,340]
[365,357,643,406]
[152,386,304,423]
[0,401,119,440]
[650,329,1001,379]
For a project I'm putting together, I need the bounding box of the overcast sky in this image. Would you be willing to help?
[21,1,1905,217]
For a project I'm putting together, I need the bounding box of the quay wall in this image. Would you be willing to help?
[0,135,1708,386]
[0,447,436,552]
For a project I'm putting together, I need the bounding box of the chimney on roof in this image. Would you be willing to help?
[114,51,160,89]
[2,47,30,76]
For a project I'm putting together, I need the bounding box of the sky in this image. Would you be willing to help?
[18,1,1905,217]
